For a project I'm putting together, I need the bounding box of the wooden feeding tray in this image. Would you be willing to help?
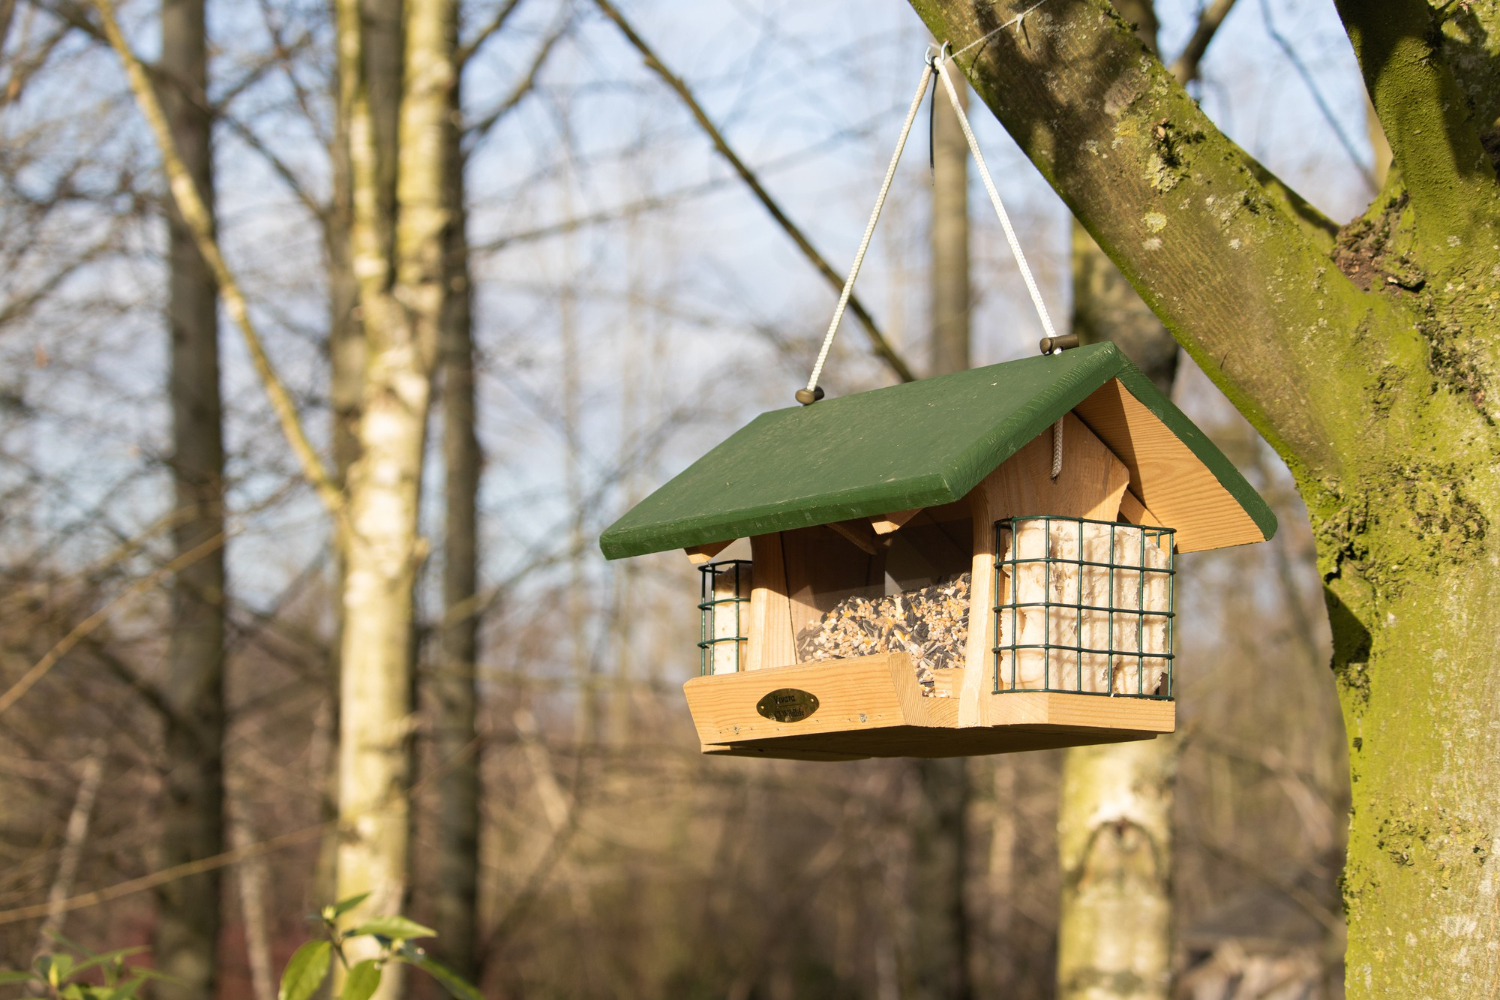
[600,343,1276,760]
[686,653,1174,761]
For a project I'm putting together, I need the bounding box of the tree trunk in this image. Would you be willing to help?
[930,76,970,377]
[908,69,973,1000]
[907,1,1500,992]
[154,0,226,990]
[425,72,482,981]
[1056,740,1177,1000]
[332,0,455,988]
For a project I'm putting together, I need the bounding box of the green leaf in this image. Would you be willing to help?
[339,960,381,1000]
[329,893,372,918]
[70,948,148,978]
[0,970,35,984]
[37,952,74,986]
[277,941,332,1000]
[406,955,483,1000]
[43,930,89,955]
[346,916,436,941]
[103,979,145,1000]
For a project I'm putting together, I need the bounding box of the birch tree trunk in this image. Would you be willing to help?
[332,0,454,988]
[312,0,395,910]
[1056,6,1178,997]
[907,1,1500,992]
[426,69,482,981]
[908,73,973,1000]
[154,0,226,990]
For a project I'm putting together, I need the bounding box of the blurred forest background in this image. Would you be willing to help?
[0,0,1378,995]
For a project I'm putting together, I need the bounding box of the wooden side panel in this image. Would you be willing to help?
[708,725,1158,760]
[745,533,793,671]
[985,691,1175,732]
[696,691,1172,760]
[960,413,1131,726]
[683,654,916,746]
[1075,378,1265,552]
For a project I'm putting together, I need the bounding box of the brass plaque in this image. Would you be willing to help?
[756,688,820,723]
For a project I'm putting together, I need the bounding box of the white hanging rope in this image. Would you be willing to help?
[805,62,934,398]
[931,50,1066,478]
[805,42,1064,416]
[932,52,1057,342]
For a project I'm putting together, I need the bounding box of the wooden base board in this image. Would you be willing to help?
[683,653,1174,761]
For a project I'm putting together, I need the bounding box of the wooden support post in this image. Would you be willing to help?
[960,413,1130,727]
[828,518,881,555]
[871,508,922,535]
[745,533,794,671]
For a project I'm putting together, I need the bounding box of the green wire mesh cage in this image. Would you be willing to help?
[993,515,1175,699]
[698,559,751,676]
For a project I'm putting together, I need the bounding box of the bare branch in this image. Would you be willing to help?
[456,0,525,67]
[91,0,347,525]
[464,12,570,145]
[1169,0,1236,85]
[592,0,917,384]
[0,529,226,717]
[219,112,327,221]
[211,26,316,112]
[1261,0,1375,189]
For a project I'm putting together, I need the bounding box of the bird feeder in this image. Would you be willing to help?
[600,343,1276,761]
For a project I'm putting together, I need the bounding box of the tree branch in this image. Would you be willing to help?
[91,0,348,528]
[464,12,569,146]
[909,0,1421,475]
[456,0,525,67]
[1169,0,1236,84]
[1262,0,1375,189]
[219,112,327,222]
[592,0,917,384]
[1332,0,1500,271]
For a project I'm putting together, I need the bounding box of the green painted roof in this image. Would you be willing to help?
[600,343,1276,559]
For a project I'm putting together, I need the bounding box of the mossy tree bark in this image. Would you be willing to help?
[332,0,454,988]
[153,0,225,992]
[909,0,1500,993]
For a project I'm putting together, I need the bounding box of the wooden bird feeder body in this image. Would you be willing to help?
[600,344,1276,761]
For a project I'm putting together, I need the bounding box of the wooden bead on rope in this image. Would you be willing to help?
[795,386,825,405]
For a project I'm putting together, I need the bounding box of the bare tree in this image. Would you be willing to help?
[426,25,482,979]
[152,0,227,989]
[330,0,456,988]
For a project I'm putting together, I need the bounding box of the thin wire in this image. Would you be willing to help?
[806,62,934,396]
[950,0,1056,61]
[933,53,1057,341]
